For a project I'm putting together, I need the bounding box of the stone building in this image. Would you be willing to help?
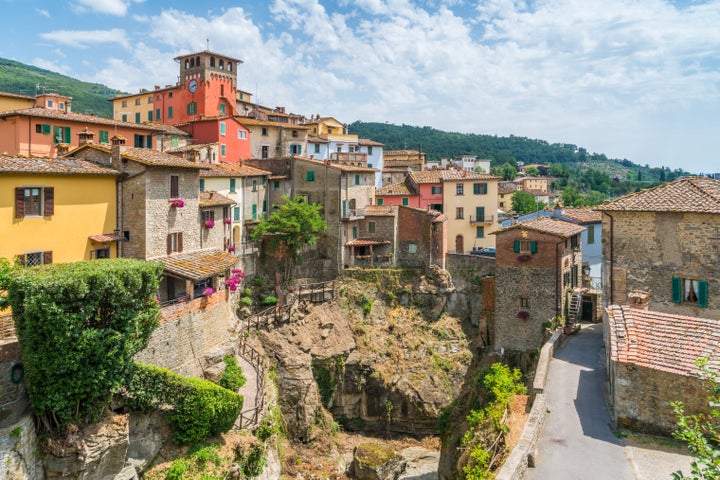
[596,176,720,320]
[606,292,720,434]
[493,217,585,351]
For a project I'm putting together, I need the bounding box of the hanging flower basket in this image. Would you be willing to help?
[224,270,245,292]
[202,287,215,297]
[224,217,232,225]
[204,219,215,229]
[516,311,530,321]
[227,245,236,253]
[170,198,185,208]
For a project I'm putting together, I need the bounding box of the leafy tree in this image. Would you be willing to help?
[671,358,720,479]
[511,190,538,214]
[251,195,327,279]
[491,163,517,181]
[0,259,162,430]
[524,166,540,176]
[561,184,583,207]
[582,191,607,206]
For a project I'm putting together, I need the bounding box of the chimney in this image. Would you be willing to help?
[512,215,519,225]
[78,127,94,145]
[111,135,127,168]
[628,290,650,310]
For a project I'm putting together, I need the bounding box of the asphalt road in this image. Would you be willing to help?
[525,323,636,480]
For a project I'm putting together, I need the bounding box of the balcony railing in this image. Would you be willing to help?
[469,214,495,224]
[342,208,365,220]
[331,152,368,164]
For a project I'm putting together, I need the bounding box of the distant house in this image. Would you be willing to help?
[382,150,425,186]
[493,217,585,350]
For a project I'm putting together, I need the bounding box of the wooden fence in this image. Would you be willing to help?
[233,335,268,431]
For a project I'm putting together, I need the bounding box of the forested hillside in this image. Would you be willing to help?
[0,58,125,117]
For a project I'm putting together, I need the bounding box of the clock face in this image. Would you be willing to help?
[188,79,198,94]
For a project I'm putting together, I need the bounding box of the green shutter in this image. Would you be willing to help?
[474,183,480,194]
[342,200,347,217]
[355,174,360,185]
[148,110,153,121]
[234,206,240,221]
[513,240,520,253]
[298,145,302,154]
[42,124,51,135]
[698,280,709,308]
[122,114,127,122]
[476,206,484,222]
[147,135,152,149]
[99,130,109,143]
[402,198,408,206]
[220,103,226,115]
[307,171,315,181]
[64,127,71,143]
[156,108,161,120]
[530,241,537,254]
[377,198,384,206]
[230,179,236,192]
[671,277,682,303]
[263,200,267,213]
[135,112,141,123]
[199,179,205,192]
[172,135,178,147]
[252,204,257,220]
[168,106,173,119]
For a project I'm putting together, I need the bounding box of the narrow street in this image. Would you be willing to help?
[525,323,692,480]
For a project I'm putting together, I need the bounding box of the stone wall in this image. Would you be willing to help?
[134,293,235,377]
[0,414,42,480]
[445,253,496,341]
[602,211,720,319]
[610,361,708,435]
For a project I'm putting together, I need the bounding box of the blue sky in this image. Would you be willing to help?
[3,0,720,173]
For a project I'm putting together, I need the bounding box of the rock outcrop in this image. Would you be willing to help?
[352,442,407,480]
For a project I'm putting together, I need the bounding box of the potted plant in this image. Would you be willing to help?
[202,287,215,297]
[224,217,232,225]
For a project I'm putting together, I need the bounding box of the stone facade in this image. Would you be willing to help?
[396,207,446,269]
[601,210,720,319]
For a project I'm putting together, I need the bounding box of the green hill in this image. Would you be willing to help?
[0,58,126,117]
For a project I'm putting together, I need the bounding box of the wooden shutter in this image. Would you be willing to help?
[671,277,682,303]
[42,124,51,135]
[476,206,484,222]
[530,241,537,254]
[63,127,71,143]
[167,234,172,255]
[147,135,152,149]
[43,187,54,216]
[43,251,52,265]
[698,280,709,308]
[178,232,183,253]
[15,188,24,218]
[170,175,179,198]
[513,239,520,253]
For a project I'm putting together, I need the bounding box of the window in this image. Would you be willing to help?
[354,174,360,185]
[238,130,247,139]
[520,297,529,308]
[261,146,269,159]
[155,108,161,121]
[135,98,141,106]
[22,251,51,267]
[135,112,141,123]
[252,180,257,192]
[168,92,173,98]
[52,126,71,144]
[672,277,708,307]
[431,186,442,195]
[220,122,226,136]
[290,144,302,154]
[475,206,485,222]
[16,187,53,217]
[273,180,280,190]
[234,206,240,221]
[513,239,537,253]
[171,135,179,147]
[314,144,320,154]
[292,130,298,138]
[122,114,127,122]
[456,183,464,195]
[199,179,205,192]
[187,102,197,115]
[456,207,464,219]
[227,178,235,193]
[473,183,488,195]
[262,127,268,136]
[252,204,257,221]
[402,198,409,206]
[571,234,579,249]
[221,144,226,156]
[35,123,51,134]
[368,222,376,233]
[377,198,384,206]
[337,146,342,153]
[202,210,215,223]
[588,224,595,244]
[147,96,153,104]
[133,134,152,148]
[47,100,54,108]
[121,100,127,108]
[167,233,183,254]
[368,146,373,155]
[352,226,358,239]
[170,175,179,198]
[92,247,110,259]
[168,106,173,119]
[147,110,153,122]
[307,171,315,182]
[263,200,267,213]
[476,226,485,238]
[219,103,226,115]
[99,130,109,143]
[408,244,417,254]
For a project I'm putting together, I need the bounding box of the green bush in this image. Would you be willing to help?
[238,296,253,307]
[260,295,278,306]
[1,259,162,428]
[220,355,247,391]
[127,363,243,444]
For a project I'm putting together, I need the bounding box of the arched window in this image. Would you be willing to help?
[228,62,232,72]
[219,59,224,70]
[195,56,200,66]
[184,59,189,69]
[210,57,216,67]
[190,58,195,68]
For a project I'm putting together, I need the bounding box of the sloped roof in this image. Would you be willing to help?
[235,117,311,129]
[165,143,217,153]
[607,304,720,376]
[409,169,499,184]
[345,238,391,247]
[296,157,377,173]
[0,156,119,176]
[494,217,585,238]
[68,144,208,169]
[0,107,162,131]
[199,191,235,207]
[597,177,720,213]
[156,249,238,281]
[200,162,271,178]
[376,182,412,196]
[561,208,602,224]
[358,138,384,147]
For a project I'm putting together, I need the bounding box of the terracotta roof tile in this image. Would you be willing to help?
[358,138,384,146]
[0,107,163,131]
[494,217,586,238]
[409,169,500,184]
[199,191,235,207]
[120,147,209,169]
[200,162,271,178]
[154,249,238,281]
[345,238,391,247]
[376,182,412,196]
[0,156,119,175]
[88,233,126,243]
[560,208,602,224]
[297,157,377,173]
[363,205,397,216]
[235,117,311,129]
[597,177,720,213]
[607,305,720,376]
[165,143,217,153]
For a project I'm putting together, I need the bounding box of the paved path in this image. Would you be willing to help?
[525,323,692,480]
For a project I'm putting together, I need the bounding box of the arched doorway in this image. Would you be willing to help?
[455,234,464,253]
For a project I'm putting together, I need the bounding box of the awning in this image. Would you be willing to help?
[155,249,238,281]
[88,233,126,243]
[345,238,391,247]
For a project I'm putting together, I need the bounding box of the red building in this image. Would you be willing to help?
[176,116,251,163]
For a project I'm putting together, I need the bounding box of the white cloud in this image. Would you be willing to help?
[30,58,70,75]
[70,0,143,16]
[35,8,50,18]
[39,29,129,49]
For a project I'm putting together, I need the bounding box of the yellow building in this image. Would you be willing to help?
[0,91,35,113]
[0,156,120,265]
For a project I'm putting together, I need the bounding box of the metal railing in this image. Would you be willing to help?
[469,214,495,224]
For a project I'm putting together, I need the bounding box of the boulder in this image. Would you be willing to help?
[352,442,406,480]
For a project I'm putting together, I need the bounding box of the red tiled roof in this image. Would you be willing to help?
[200,162,271,178]
[363,205,397,216]
[345,238,391,247]
[561,208,602,224]
[358,138,384,146]
[607,305,720,376]
[69,144,208,169]
[494,217,585,238]
[296,157,377,173]
[597,177,720,213]
[409,169,499,184]
[376,182,412,196]
[165,143,217,153]
[154,249,238,281]
[235,117,311,129]
[0,107,163,131]
[88,233,126,243]
[0,156,119,175]
[199,191,235,207]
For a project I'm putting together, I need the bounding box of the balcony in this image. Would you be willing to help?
[342,208,366,220]
[469,214,495,224]
[331,152,368,165]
